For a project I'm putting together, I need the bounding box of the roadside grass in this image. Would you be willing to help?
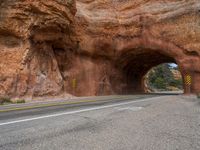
[0,96,25,105]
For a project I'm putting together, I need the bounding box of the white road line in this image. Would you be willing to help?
[0,96,166,126]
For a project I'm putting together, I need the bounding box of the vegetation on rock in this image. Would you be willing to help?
[147,64,183,91]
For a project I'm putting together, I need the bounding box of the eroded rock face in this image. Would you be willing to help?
[0,0,77,97]
[0,0,200,98]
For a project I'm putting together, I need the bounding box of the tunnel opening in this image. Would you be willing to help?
[116,48,184,94]
[144,63,183,94]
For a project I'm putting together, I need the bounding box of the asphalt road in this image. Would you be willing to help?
[0,95,200,150]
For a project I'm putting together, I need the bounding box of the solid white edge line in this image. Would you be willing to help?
[0,96,167,126]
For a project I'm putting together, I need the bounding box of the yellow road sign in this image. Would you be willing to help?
[185,74,192,85]
[72,79,77,89]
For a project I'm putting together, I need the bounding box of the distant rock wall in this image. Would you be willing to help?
[0,0,200,99]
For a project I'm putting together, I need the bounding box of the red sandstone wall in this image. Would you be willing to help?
[0,0,200,99]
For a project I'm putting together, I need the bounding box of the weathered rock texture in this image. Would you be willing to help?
[0,0,77,98]
[0,0,200,98]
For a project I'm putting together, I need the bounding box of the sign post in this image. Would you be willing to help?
[185,74,192,94]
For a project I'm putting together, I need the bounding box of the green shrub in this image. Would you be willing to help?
[0,96,12,105]
[15,99,26,104]
[147,63,183,91]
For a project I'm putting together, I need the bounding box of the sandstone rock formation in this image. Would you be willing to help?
[0,0,200,99]
[0,0,77,98]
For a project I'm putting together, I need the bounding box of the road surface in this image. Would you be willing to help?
[0,95,200,150]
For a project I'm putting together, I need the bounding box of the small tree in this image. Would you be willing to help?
[147,63,182,91]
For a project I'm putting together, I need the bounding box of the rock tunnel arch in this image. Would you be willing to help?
[116,48,178,94]
[114,37,198,95]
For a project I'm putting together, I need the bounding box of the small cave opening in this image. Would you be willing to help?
[116,48,184,94]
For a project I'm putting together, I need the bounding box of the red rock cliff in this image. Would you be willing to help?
[0,0,200,98]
